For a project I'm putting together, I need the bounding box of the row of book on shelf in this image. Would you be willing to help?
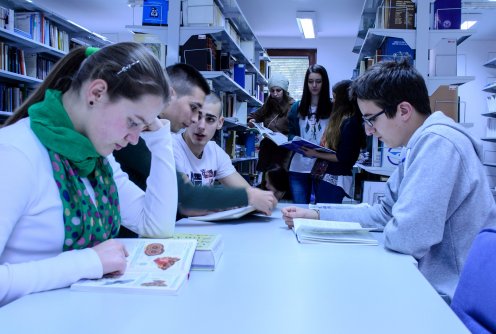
[371,0,462,30]
[0,83,33,113]
[0,43,56,79]
[180,34,267,101]
[1,6,71,52]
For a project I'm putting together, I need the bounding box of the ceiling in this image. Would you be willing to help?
[31,0,496,42]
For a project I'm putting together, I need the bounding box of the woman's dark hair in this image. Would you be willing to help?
[5,42,170,126]
[298,64,332,120]
[259,90,293,117]
[349,58,431,118]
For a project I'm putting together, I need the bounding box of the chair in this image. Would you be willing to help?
[451,228,496,334]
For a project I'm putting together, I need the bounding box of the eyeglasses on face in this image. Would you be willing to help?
[362,109,386,127]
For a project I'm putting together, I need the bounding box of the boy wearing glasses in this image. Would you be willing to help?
[282,59,496,301]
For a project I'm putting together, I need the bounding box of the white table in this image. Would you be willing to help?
[0,207,469,334]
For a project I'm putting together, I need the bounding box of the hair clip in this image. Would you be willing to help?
[85,47,100,58]
[116,60,140,76]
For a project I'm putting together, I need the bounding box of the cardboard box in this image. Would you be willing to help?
[429,85,459,122]
[435,55,457,76]
[483,149,496,165]
[381,146,405,170]
[240,40,255,64]
[187,0,213,5]
[429,38,457,76]
[187,5,214,25]
[362,181,387,205]
[142,0,168,26]
[184,2,223,26]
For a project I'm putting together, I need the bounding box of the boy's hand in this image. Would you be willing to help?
[281,206,318,228]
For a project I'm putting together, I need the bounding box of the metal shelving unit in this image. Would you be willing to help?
[0,0,110,114]
[353,1,475,95]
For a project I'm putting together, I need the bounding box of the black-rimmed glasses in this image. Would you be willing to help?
[362,109,386,127]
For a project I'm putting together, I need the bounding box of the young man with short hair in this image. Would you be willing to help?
[282,59,496,301]
[174,93,277,214]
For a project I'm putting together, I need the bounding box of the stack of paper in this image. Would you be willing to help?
[293,218,378,245]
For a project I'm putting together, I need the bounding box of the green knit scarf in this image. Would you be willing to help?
[29,89,121,250]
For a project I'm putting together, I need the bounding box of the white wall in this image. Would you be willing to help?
[258,36,359,87]
[458,39,496,138]
[458,38,496,187]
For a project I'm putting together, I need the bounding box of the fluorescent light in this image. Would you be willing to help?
[461,20,477,29]
[296,11,317,39]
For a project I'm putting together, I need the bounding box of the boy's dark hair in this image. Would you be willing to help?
[298,64,332,120]
[350,58,431,118]
[166,63,211,98]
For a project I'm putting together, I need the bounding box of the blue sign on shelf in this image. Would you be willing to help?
[142,0,169,26]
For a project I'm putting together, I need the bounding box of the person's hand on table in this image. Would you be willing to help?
[247,187,277,215]
[92,239,129,275]
[281,206,318,228]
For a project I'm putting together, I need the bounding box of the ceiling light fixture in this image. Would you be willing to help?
[296,11,317,39]
[461,20,477,29]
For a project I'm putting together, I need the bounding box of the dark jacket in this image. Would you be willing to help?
[324,114,365,176]
[249,96,295,171]
[113,138,248,210]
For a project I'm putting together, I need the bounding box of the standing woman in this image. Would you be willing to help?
[0,42,175,306]
[302,80,366,203]
[287,64,332,203]
[248,72,295,172]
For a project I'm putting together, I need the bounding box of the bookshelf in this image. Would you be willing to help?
[354,2,475,95]
[127,0,267,183]
[0,0,110,116]
[481,58,496,156]
[126,0,269,112]
[352,0,475,177]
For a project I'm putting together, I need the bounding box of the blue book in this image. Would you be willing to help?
[233,63,245,87]
[252,122,335,154]
[434,0,461,29]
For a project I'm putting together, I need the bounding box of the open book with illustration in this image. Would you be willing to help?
[188,205,256,222]
[293,218,378,245]
[71,238,197,295]
[252,122,335,154]
[173,233,224,270]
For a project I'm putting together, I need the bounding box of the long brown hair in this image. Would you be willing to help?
[297,64,332,120]
[4,42,170,126]
[324,80,357,150]
[259,90,293,117]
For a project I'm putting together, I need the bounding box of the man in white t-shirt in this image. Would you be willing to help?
[174,93,256,190]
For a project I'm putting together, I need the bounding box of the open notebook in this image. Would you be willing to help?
[188,205,256,222]
[293,218,378,245]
